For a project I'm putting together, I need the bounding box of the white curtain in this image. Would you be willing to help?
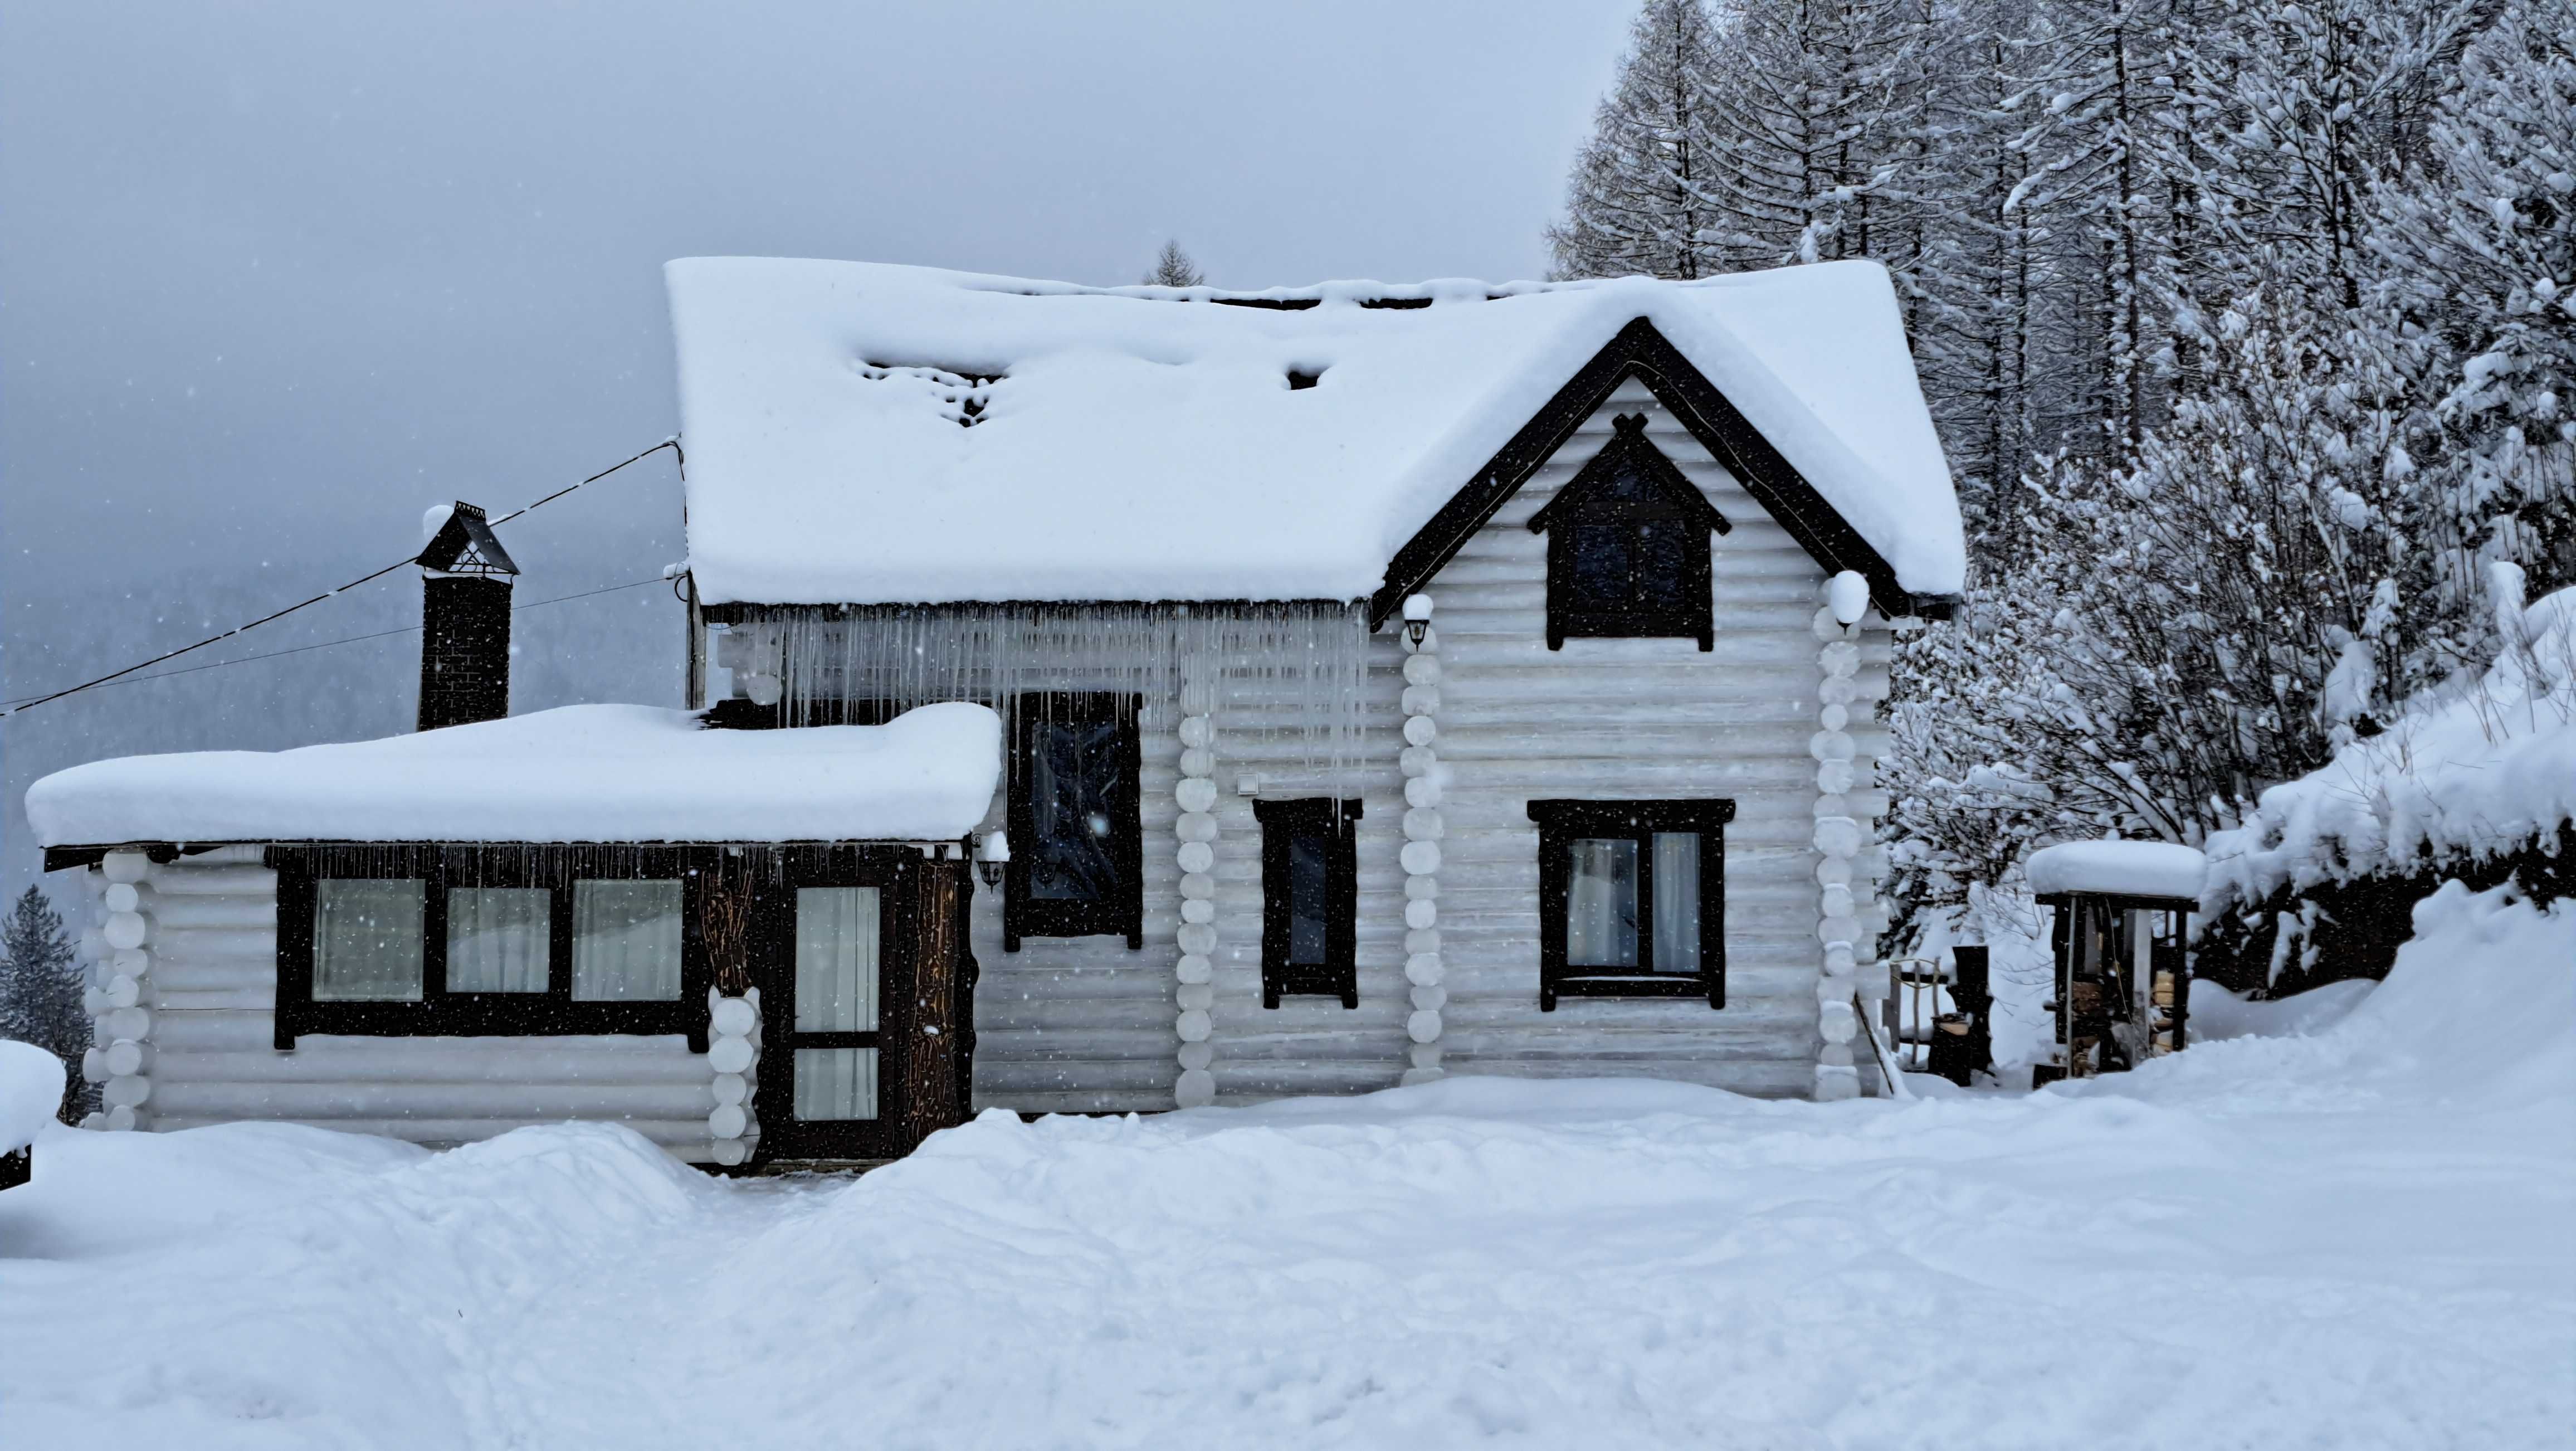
[793,887,880,1032]
[1565,838,1638,968]
[1652,832,1702,974]
[446,887,549,993]
[313,879,425,1001]
[572,880,683,1001]
[793,1046,880,1122]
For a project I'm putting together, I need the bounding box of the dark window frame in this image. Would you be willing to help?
[1004,692,1144,951]
[1251,796,1363,1009]
[1526,413,1730,651]
[750,845,925,1163]
[271,845,709,1049]
[1528,798,1733,1010]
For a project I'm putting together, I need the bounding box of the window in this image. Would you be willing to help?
[1006,693,1142,950]
[1528,799,1733,1009]
[1526,413,1728,650]
[1252,797,1362,1009]
[274,846,701,1048]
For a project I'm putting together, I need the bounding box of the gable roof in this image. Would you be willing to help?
[665,257,1967,611]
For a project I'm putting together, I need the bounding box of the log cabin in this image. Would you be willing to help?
[27,256,1965,1168]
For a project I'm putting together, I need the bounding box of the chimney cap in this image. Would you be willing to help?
[417,501,520,577]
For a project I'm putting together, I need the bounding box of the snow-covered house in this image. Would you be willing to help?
[28,256,1963,1167]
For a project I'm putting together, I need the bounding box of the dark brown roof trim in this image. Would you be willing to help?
[1370,316,1950,629]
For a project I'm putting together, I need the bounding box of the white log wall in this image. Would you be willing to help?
[967,695,1183,1114]
[115,847,721,1161]
[1424,379,1861,1095]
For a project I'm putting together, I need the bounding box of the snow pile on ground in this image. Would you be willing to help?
[4,887,2569,1448]
[25,701,1001,848]
[665,256,1965,605]
[0,1039,65,1156]
[2204,582,2576,915]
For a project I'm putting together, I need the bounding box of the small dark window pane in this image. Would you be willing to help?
[1286,830,1330,965]
[1594,454,1661,503]
[1027,717,1124,903]
[1652,832,1702,973]
[1633,522,1695,611]
[1564,838,1639,967]
[1568,524,1633,608]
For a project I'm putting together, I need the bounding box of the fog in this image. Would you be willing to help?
[0,0,1633,903]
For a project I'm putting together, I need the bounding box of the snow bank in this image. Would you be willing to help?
[2205,586,2576,914]
[25,701,1001,848]
[2026,838,2206,899]
[665,257,1966,606]
[0,1040,65,1156]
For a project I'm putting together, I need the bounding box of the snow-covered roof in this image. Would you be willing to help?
[2026,840,2208,901]
[666,257,1966,607]
[26,703,1002,849]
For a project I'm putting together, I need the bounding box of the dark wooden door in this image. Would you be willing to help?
[752,848,969,1162]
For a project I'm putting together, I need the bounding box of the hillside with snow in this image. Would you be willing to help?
[4,882,2569,1449]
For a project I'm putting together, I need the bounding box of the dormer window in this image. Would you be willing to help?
[1527,413,1730,650]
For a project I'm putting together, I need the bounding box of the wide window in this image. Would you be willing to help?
[1252,797,1362,1009]
[1526,413,1728,650]
[274,846,700,1048]
[1006,693,1142,949]
[1528,799,1733,1009]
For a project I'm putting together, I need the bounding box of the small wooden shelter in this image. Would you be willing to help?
[2026,840,2206,1085]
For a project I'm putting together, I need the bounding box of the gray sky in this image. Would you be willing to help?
[3,0,1631,588]
[0,0,1634,897]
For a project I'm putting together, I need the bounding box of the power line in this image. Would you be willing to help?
[0,438,680,719]
[0,574,671,710]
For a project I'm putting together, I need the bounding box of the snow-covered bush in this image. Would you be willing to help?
[2196,580,2576,989]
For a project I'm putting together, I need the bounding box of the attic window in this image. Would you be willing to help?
[1287,368,1321,391]
[1526,414,1730,650]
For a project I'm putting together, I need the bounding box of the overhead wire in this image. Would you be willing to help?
[0,437,680,719]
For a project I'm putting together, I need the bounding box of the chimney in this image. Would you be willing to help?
[414,501,520,731]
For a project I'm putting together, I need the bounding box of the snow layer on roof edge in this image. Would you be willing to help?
[25,702,1002,848]
[665,257,1964,607]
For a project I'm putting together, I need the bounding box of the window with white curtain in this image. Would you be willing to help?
[790,886,880,1120]
[572,880,684,1001]
[1529,798,1732,1010]
[312,879,426,1001]
[446,887,550,992]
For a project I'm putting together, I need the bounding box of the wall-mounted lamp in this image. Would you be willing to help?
[975,829,1011,887]
[1402,593,1435,650]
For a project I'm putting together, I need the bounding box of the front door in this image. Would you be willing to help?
[752,846,970,1162]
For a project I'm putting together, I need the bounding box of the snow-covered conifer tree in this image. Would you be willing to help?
[0,885,88,1123]
[1547,0,1728,279]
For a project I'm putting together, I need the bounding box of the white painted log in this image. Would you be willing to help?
[147,865,277,896]
[1176,923,1217,956]
[708,1103,749,1140]
[105,1006,151,1042]
[1402,654,1440,685]
[1404,953,1443,986]
[1403,776,1441,809]
[1174,983,1213,1011]
[1400,685,1441,716]
[82,986,107,1016]
[1404,875,1440,902]
[1175,777,1218,813]
[1175,953,1212,985]
[1179,872,1216,900]
[139,895,275,931]
[1411,985,1447,1011]
[1402,715,1438,747]
[1399,841,1441,875]
[1175,1010,1211,1043]
[1176,1041,1214,1072]
[105,1039,152,1077]
[147,1079,718,1119]
[1179,747,1215,777]
[103,882,154,913]
[706,1038,755,1075]
[1406,1010,1442,1044]
[104,1104,138,1131]
[711,1073,749,1106]
[1398,745,1436,776]
[710,996,759,1038]
[711,1138,750,1167]
[1401,809,1445,842]
[1403,899,1438,931]
[103,1075,152,1108]
[1173,1068,1218,1107]
[1175,841,1216,875]
[1177,813,1218,843]
[77,927,106,963]
[1177,714,1213,748]
[103,851,150,884]
[104,912,150,951]
[82,1047,108,1084]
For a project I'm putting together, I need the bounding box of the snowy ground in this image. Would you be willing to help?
[4,885,2570,1449]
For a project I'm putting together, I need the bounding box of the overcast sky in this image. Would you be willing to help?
[2,0,1634,596]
